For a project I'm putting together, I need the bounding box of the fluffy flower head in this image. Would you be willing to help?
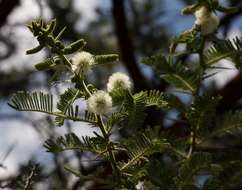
[194,6,219,35]
[107,72,132,92]
[136,180,158,190]
[71,51,94,76]
[87,91,112,115]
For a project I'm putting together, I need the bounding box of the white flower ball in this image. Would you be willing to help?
[194,6,219,35]
[87,91,112,115]
[136,180,158,190]
[71,51,94,76]
[107,72,132,92]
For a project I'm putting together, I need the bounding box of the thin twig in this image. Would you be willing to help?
[23,165,37,190]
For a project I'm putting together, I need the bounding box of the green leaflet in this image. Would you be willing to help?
[124,91,147,129]
[44,132,105,154]
[176,152,212,189]
[9,91,53,114]
[143,53,199,93]
[198,111,242,145]
[186,95,220,139]
[142,53,172,73]
[204,37,242,68]
[119,131,168,171]
[160,62,199,93]
[93,54,119,65]
[8,91,97,125]
[161,72,197,93]
[55,88,81,126]
[108,90,168,131]
[144,90,168,108]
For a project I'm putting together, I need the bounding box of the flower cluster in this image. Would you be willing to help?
[194,6,219,35]
[107,72,132,92]
[136,180,158,190]
[71,51,94,77]
[87,90,112,115]
[86,72,131,115]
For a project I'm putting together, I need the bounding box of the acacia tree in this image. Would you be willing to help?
[8,0,242,189]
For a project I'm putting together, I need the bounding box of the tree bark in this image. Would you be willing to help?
[112,0,148,91]
[0,0,20,28]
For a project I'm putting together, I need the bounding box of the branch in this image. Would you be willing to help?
[111,0,148,91]
[0,0,20,28]
[23,165,37,190]
[196,144,242,152]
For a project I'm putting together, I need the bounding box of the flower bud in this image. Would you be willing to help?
[63,39,86,55]
[35,58,54,70]
[194,6,219,35]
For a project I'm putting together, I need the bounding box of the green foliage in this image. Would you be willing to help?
[182,0,237,15]
[55,88,81,126]
[142,53,171,73]
[202,178,221,190]
[8,90,97,125]
[111,89,168,129]
[175,152,212,189]
[63,39,86,54]
[199,111,242,145]
[123,91,147,129]
[9,91,53,114]
[142,159,176,189]
[8,2,242,189]
[119,131,168,171]
[144,90,168,108]
[94,54,119,65]
[44,133,105,154]
[143,54,199,93]
[105,111,128,132]
[186,95,220,138]
[164,93,187,113]
[34,58,55,71]
[170,27,201,53]
[161,63,199,93]
[204,37,242,67]
[216,111,242,133]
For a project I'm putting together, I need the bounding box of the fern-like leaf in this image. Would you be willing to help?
[9,91,53,114]
[176,152,212,189]
[109,89,129,106]
[204,37,242,67]
[120,131,168,171]
[44,133,105,154]
[9,91,95,124]
[186,95,220,139]
[198,111,242,145]
[142,54,172,73]
[109,90,168,130]
[144,90,168,108]
[164,93,187,113]
[161,63,199,93]
[144,53,199,93]
[55,88,81,126]
[105,111,128,132]
[123,91,147,129]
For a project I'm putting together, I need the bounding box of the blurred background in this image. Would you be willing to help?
[0,0,241,189]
